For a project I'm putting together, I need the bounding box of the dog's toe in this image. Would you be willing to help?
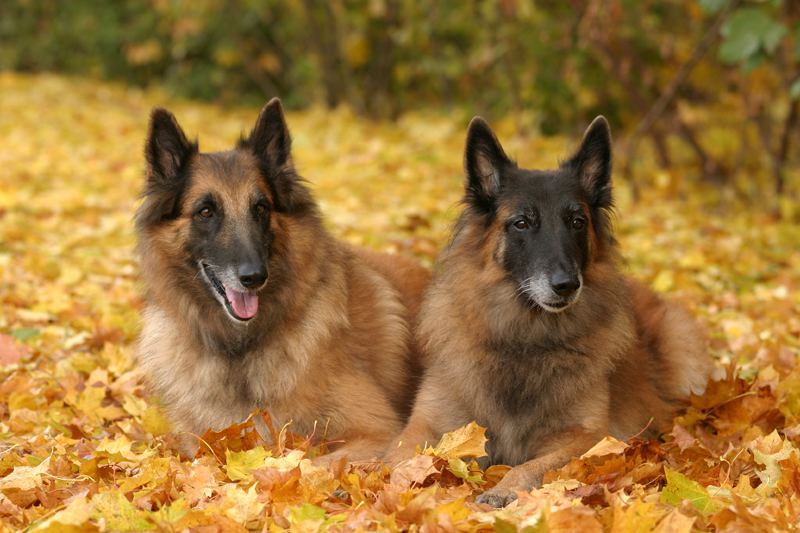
[476,488,518,508]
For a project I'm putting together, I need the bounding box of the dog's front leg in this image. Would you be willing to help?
[384,374,473,465]
[476,430,603,508]
[384,416,441,465]
[314,435,389,468]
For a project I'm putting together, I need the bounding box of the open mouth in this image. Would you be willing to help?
[200,263,259,322]
[536,299,574,314]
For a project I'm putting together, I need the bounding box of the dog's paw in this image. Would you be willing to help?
[476,487,518,508]
[332,488,350,501]
[383,445,414,467]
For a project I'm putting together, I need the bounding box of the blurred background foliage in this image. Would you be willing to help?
[0,0,798,214]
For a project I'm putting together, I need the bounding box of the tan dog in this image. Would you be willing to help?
[386,116,711,506]
[135,99,429,461]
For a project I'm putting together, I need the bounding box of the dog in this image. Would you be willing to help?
[385,115,712,506]
[135,98,429,461]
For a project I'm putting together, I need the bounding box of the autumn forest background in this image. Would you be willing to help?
[1,0,800,531]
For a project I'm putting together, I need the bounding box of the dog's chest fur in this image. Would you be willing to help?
[453,295,634,466]
[473,338,601,465]
[137,305,328,435]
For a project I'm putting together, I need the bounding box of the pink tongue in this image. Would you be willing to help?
[224,287,259,319]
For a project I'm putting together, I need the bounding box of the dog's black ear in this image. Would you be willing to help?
[464,117,512,213]
[146,108,196,184]
[242,98,312,213]
[138,108,198,227]
[247,97,292,169]
[565,116,612,209]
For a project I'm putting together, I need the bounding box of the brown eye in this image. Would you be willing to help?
[572,217,586,230]
[255,203,268,217]
[199,207,213,218]
[513,219,530,230]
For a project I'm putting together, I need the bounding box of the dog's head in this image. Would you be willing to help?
[462,116,614,313]
[136,98,316,324]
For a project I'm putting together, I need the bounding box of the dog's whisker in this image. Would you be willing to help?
[514,276,536,299]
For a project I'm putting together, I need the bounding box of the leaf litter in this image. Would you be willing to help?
[1,73,799,531]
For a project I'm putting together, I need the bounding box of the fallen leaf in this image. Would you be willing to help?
[652,508,695,533]
[660,467,725,515]
[581,436,629,459]
[430,422,488,460]
[0,457,51,491]
[390,454,438,488]
[225,446,270,482]
[0,334,25,365]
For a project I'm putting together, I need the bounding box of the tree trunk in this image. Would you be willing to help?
[302,0,346,109]
[774,98,799,201]
[363,0,400,119]
[496,2,525,131]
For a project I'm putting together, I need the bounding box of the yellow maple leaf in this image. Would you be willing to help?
[29,495,92,532]
[96,435,154,462]
[225,446,270,481]
[581,436,629,459]
[0,456,51,491]
[429,421,488,460]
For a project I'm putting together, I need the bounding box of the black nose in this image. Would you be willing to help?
[550,271,580,297]
[238,264,267,289]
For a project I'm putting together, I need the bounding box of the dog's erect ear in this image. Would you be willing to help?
[247,97,292,170]
[565,116,612,209]
[464,117,512,213]
[242,98,312,213]
[137,108,198,228]
[145,108,196,184]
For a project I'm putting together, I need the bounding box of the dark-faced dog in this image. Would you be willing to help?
[386,116,711,506]
[135,99,429,460]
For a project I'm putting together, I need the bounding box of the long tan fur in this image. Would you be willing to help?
[386,118,712,507]
[137,102,430,461]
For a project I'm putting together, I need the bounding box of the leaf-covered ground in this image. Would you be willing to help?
[1,73,799,531]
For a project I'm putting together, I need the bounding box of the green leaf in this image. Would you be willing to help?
[288,503,337,530]
[700,0,728,14]
[719,8,787,64]
[447,457,485,484]
[790,79,800,100]
[741,52,766,74]
[719,33,760,64]
[90,492,153,532]
[795,23,800,56]
[225,446,269,481]
[290,503,326,522]
[762,22,787,54]
[11,327,40,342]
[661,468,725,515]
